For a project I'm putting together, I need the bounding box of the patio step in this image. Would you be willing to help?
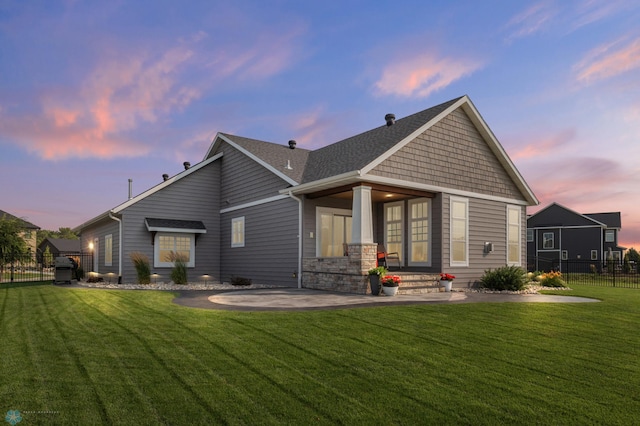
[391,273,443,295]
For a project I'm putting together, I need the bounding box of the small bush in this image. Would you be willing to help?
[85,276,104,283]
[130,252,151,284]
[169,252,188,285]
[537,271,566,287]
[480,265,527,291]
[230,276,252,286]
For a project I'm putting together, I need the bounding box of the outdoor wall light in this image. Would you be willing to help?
[88,242,94,250]
[484,242,494,254]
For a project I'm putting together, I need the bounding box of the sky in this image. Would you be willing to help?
[1,0,639,250]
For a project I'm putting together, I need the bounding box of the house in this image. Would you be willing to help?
[526,202,625,271]
[73,95,538,293]
[37,238,82,266]
[0,209,40,256]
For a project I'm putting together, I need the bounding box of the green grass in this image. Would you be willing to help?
[1,282,639,424]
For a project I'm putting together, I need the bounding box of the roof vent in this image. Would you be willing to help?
[285,159,293,170]
[162,174,169,181]
[288,140,297,149]
[183,161,191,170]
[385,113,396,126]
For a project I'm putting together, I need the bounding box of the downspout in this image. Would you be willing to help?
[108,212,123,284]
[288,191,303,289]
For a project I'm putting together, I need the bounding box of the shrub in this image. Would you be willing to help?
[86,276,104,283]
[537,271,566,287]
[169,252,188,285]
[130,252,151,284]
[230,276,252,286]
[480,265,527,291]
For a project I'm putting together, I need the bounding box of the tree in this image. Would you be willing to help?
[36,227,79,246]
[0,217,27,260]
[624,247,640,263]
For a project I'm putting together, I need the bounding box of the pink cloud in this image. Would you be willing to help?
[504,1,555,41]
[574,36,640,84]
[509,128,576,160]
[374,51,483,98]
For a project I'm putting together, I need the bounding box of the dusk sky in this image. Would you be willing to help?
[1,1,639,249]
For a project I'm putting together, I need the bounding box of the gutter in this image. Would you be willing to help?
[108,212,123,284]
[287,191,303,289]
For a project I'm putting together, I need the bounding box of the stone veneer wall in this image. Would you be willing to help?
[302,243,377,294]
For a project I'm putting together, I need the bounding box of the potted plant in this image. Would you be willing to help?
[367,266,387,296]
[440,273,455,292]
[381,275,401,296]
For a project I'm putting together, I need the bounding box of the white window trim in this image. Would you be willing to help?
[315,207,352,257]
[543,232,554,249]
[105,234,113,267]
[384,201,405,267]
[507,205,521,266]
[561,250,568,260]
[591,250,598,260]
[231,217,245,248]
[153,232,196,268]
[450,196,469,267]
[527,229,534,242]
[605,229,615,243]
[408,198,431,267]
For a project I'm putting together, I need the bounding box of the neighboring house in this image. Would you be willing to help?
[73,95,538,292]
[37,238,82,265]
[527,202,625,271]
[0,209,40,256]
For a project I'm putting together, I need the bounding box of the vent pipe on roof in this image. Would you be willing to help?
[288,140,297,149]
[385,113,395,126]
[183,161,191,170]
[162,174,169,181]
[285,159,293,170]
[128,179,133,200]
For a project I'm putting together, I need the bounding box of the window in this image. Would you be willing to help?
[385,202,404,265]
[527,229,534,242]
[561,250,568,260]
[232,217,245,248]
[317,208,352,257]
[605,230,615,242]
[591,250,598,260]
[105,234,113,266]
[543,232,554,249]
[507,206,521,265]
[450,197,468,266]
[409,199,430,266]
[154,233,195,268]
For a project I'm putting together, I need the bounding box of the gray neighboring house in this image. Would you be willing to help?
[73,95,538,292]
[37,238,81,265]
[527,202,625,271]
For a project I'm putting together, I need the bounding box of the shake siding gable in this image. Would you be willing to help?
[369,108,525,201]
[119,161,221,283]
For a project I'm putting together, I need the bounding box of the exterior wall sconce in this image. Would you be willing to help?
[89,242,94,250]
[484,242,494,254]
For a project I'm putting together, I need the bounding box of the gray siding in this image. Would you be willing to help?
[442,194,526,286]
[221,198,299,286]
[79,218,119,277]
[370,108,525,202]
[214,142,291,206]
[119,160,221,283]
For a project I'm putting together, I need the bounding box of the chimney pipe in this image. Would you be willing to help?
[128,178,133,200]
[288,140,296,149]
[385,113,396,126]
[162,174,169,181]
[183,161,191,170]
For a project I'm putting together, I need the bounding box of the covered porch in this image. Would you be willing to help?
[300,184,442,294]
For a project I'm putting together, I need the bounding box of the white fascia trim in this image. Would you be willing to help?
[363,174,531,206]
[220,194,289,214]
[217,134,299,187]
[279,170,362,196]
[529,225,604,230]
[112,152,224,214]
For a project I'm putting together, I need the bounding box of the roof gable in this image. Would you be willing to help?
[584,212,621,228]
[528,203,605,227]
[39,238,81,252]
[0,209,40,229]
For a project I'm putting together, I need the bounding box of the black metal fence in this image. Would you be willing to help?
[529,257,640,289]
[1,251,94,283]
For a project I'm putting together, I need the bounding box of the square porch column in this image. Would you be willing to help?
[351,185,373,244]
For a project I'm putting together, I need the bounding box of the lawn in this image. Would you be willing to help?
[1,282,639,425]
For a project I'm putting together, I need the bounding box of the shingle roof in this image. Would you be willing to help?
[301,97,463,183]
[145,218,207,232]
[42,238,81,253]
[584,212,622,228]
[0,209,40,229]
[219,133,311,184]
